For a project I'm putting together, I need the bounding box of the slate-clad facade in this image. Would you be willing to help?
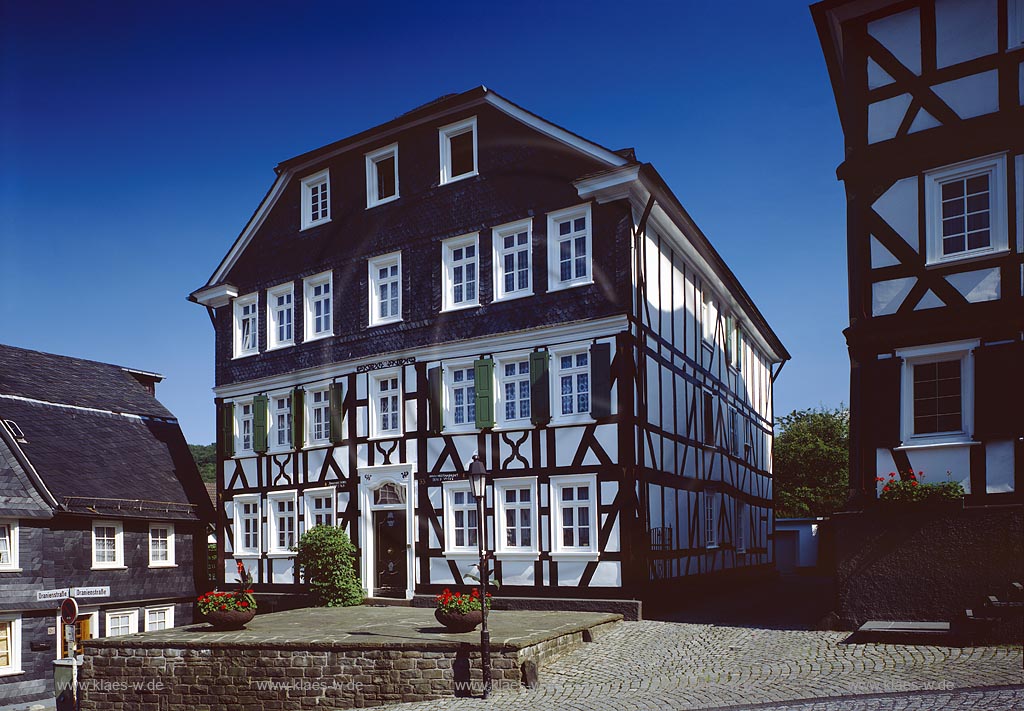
[812,0,1023,502]
[191,87,788,608]
[0,344,212,706]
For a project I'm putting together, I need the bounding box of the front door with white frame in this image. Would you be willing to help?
[358,465,415,599]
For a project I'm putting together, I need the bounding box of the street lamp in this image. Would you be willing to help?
[467,453,492,699]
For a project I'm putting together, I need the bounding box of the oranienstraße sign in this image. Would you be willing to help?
[36,586,111,602]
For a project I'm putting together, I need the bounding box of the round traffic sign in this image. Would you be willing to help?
[60,597,78,625]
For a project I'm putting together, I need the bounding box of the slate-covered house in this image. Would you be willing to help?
[190,86,789,613]
[0,344,212,706]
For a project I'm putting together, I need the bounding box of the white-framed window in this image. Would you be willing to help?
[268,491,297,555]
[496,354,531,426]
[445,362,476,430]
[370,372,402,438]
[0,520,18,571]
[148,523,175,568]
[704,492,718,548]
[304,487,336,529]
[441,233,479,311]
[366,143,399,207]
[897,340,978,445]
[0,615,22,676]
[552,348,590,421]
[300,168,330,230]
[266,283,294,349]
[236,400,254,453]
[701,290,715,344]
[105,609,138,637]
[233,294,259,358]
[442,481,479,554]
[494,477,538,556]
[492,219,532,301]
[233,494,261,557]
[307,388,331,444]
[144,605,174,632]
[303,271,333,341]
[735,500,747,553]
[547,204,592,291]
[925,154,1007,265]
[550,474,598,558]
[1010,0,1024,47]
[271,393,292,451]
[368,252,402,326]
[729,408,742,456]
[91,520,124,570]
[439,116,477,185]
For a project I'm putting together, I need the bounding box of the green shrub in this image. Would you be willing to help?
[294,525,364,607]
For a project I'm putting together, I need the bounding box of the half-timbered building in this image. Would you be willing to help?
[190,87,789,611]
[812,0,1023,503]
[0,344,212,706]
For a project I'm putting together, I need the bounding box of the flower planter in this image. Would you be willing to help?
[205,608,256,630]
[434,608,482,633]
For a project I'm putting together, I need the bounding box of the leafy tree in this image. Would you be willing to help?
[294,525,364,607]
[189,443,217,482]
[773,406,849,518]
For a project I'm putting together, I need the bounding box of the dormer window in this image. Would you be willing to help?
[233,294,259,358]
[439,117,477,185]
[366,144,399,207]
[301,169,330,230]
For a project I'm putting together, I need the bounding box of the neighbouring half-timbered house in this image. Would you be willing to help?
[812,0,1023,503]
[189,87,789,612]
[0,344,213,706]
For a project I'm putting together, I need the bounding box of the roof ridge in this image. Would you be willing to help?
[0,342,163,379]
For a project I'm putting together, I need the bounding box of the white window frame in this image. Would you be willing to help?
[444,360,477,432]
[701,290,715,345]
[269,391,293,452]
[233,293,259,359]
[300,168,331,230]
[303,486,337,530]
[438,116,478,185]
[91,520,124,570]
[148,523,176,568]
[266,283,295,350]
[729,407,742,456]
[104,609,139,638]
[704,492,719,549]
[303,271,334,341]
[442,481,480,556]
[307,387,331,445]
[232,493,261,557]
[267,490,298,556]
[924,154,1008,266]
[0,520,19,571]
[492,218,533,301]
[235,399,254,454]
[494,352,532,428]
[370,371,402,439]
[441,233,480,312]
[0,614,22,676]
[368,252,403,326]
[896,339,978,447]
[144,605,175,632]
[550,346,593,425]
[546,204,593,292]
[494,477,539,558]
[550,474,598,559]
[735,500,747,553]
[366,143,400,208]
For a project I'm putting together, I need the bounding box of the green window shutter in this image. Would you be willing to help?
[329,381,346,444]
[291,388,305,449]
[863,356,902,448]
[427,366,443,434]
[529,350,550,426]
[474,357,495,429]
[220,402,235,458]
[253,395,269,454]
[975,342,1024,438]
[590,343,612,418]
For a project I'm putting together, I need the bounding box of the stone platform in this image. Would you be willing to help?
[79,606,622,710]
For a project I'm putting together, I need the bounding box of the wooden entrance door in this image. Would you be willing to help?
[373,509,407,597]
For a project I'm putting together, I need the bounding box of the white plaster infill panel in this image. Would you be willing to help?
[872,277,916,316]
[946,268,1000,302]
[986,441,1015,494]
[908,108,941,134]
[873,177,919,251]
[932,71,1000,120]
[914,289,945,311]
[868,94,912,144]
[867,57,895,89]
[935,0,998,69]
[870,235,901,268]
[867,8,922,75]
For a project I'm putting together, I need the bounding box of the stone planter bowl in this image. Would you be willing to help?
[434,608,482,633]
[205,608,256,630]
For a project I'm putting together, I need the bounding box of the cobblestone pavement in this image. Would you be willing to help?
[376,621,1024,710]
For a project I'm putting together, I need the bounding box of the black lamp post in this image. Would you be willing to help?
[467,453,492,699]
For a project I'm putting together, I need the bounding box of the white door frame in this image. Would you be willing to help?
[358,463,416,599]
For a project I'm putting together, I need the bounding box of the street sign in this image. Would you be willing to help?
[36,586,110,602]
[60,598,78,625]
[73,586,110,599]
[37,588,70,602]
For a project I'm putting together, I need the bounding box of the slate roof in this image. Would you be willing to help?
[0,434,52,519]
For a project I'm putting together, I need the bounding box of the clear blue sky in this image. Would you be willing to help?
[0,0,848,444]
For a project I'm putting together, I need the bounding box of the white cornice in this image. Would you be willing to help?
[192,282,239,308]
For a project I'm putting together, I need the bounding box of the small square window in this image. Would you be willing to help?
[92,521,124,570]
[304,487,336,529]
[439,117,478,185]
[368,253,402,326]
[366,144,399,207]
[301,169,331,230]
[441,234,480,312]
[144,606,174,632]
[547,205,592,291]
[105,610,138,637]
[897,340,977,446]
[924,155,1007,265]
[267,283,294,350]
[303,271,333,341]
[233,294,259,358]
